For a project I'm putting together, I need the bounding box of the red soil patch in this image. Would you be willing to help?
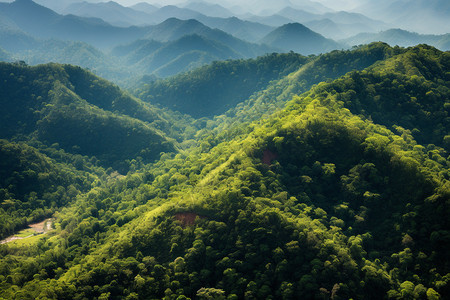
[262,150,278,166]
[174,212,203,227]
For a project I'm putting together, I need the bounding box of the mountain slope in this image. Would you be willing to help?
[0,62,176,170]
[260,23,343,55]
[0,0,148,49]
[145,18,274,58]
[62,1,153,27]
[136,52,309,117]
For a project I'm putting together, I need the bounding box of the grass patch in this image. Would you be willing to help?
[15,229,35,238]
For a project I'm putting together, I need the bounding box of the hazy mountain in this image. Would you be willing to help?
[18,39,133,81]
[0,16,38,52]
[305,18,378,40]
[276,7,320,23]
[260,22,343,55]
[195,16,274,42]
[135,34,241,76]
[353,0,450,34]
[245,14,295,27]
[0,0,149,49]
[182,1,234,18]
[342,29,450,51]
[145,18,275,57]
[129,2,159,14]
[143,5,204,24]
[112,39,164,63]
[275,7,386,32]
[62,1,153,27]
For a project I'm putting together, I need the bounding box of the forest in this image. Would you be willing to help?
[0,43,448,299]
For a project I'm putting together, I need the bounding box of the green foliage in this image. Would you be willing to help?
[0,44,448,300]
[136,52,308,117]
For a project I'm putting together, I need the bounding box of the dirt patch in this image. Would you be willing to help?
[262,150,278,166]
[174,212,203,227]
[0,218,53,244]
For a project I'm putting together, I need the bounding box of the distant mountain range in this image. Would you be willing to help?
[0,0,448,85]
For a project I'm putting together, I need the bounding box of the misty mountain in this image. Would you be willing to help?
[0,11,39,52]
[0,0,148,49]
[305,18,378,40]
[62,1,153,27]
[244,7,386,39]
[353,0,450,34]
[141,5,203,24]
[144,18,275,58]
[276,7,321,23]
[245,14,295,27]
[133,34,241,76]
[182,1,234,18]
[18,39,133,81]
[342,29,450,51]
[129,2,159,14]
[260,22,343,55]
[113,34,239,77]
[195,16,274,42]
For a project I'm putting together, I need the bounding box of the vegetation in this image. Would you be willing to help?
[0,43,448,299]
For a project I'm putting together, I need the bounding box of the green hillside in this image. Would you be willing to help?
[0,62,177,171]
[0,44,448,300]
[136,52,309,117]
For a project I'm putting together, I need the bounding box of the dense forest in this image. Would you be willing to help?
[0,43,448,300]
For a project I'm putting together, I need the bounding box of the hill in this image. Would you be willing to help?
[0,62,177,170]
[0,44,447,299]
[260,22,343,55]
[0,140,96,240]
[135,52,309,117]
[343,29,450,51]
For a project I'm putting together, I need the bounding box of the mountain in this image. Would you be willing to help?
[245,14,295,27]
[142,5,204,24]
[274,8,387,36]
[304,18,377,40]
[0,44,448,300]
[136,52,309,117]
[276,7,321,23]
[132,34,241,77]
[343,29,450,51]
[62,1,154,27]
[130,2,159,15]
[0,0,148,49]
[353,0,450,34]
[182,1,234,18]
[0,62,176,170]
[260,22,343,55]
[194,16,274,43]
[144,18,275,58]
